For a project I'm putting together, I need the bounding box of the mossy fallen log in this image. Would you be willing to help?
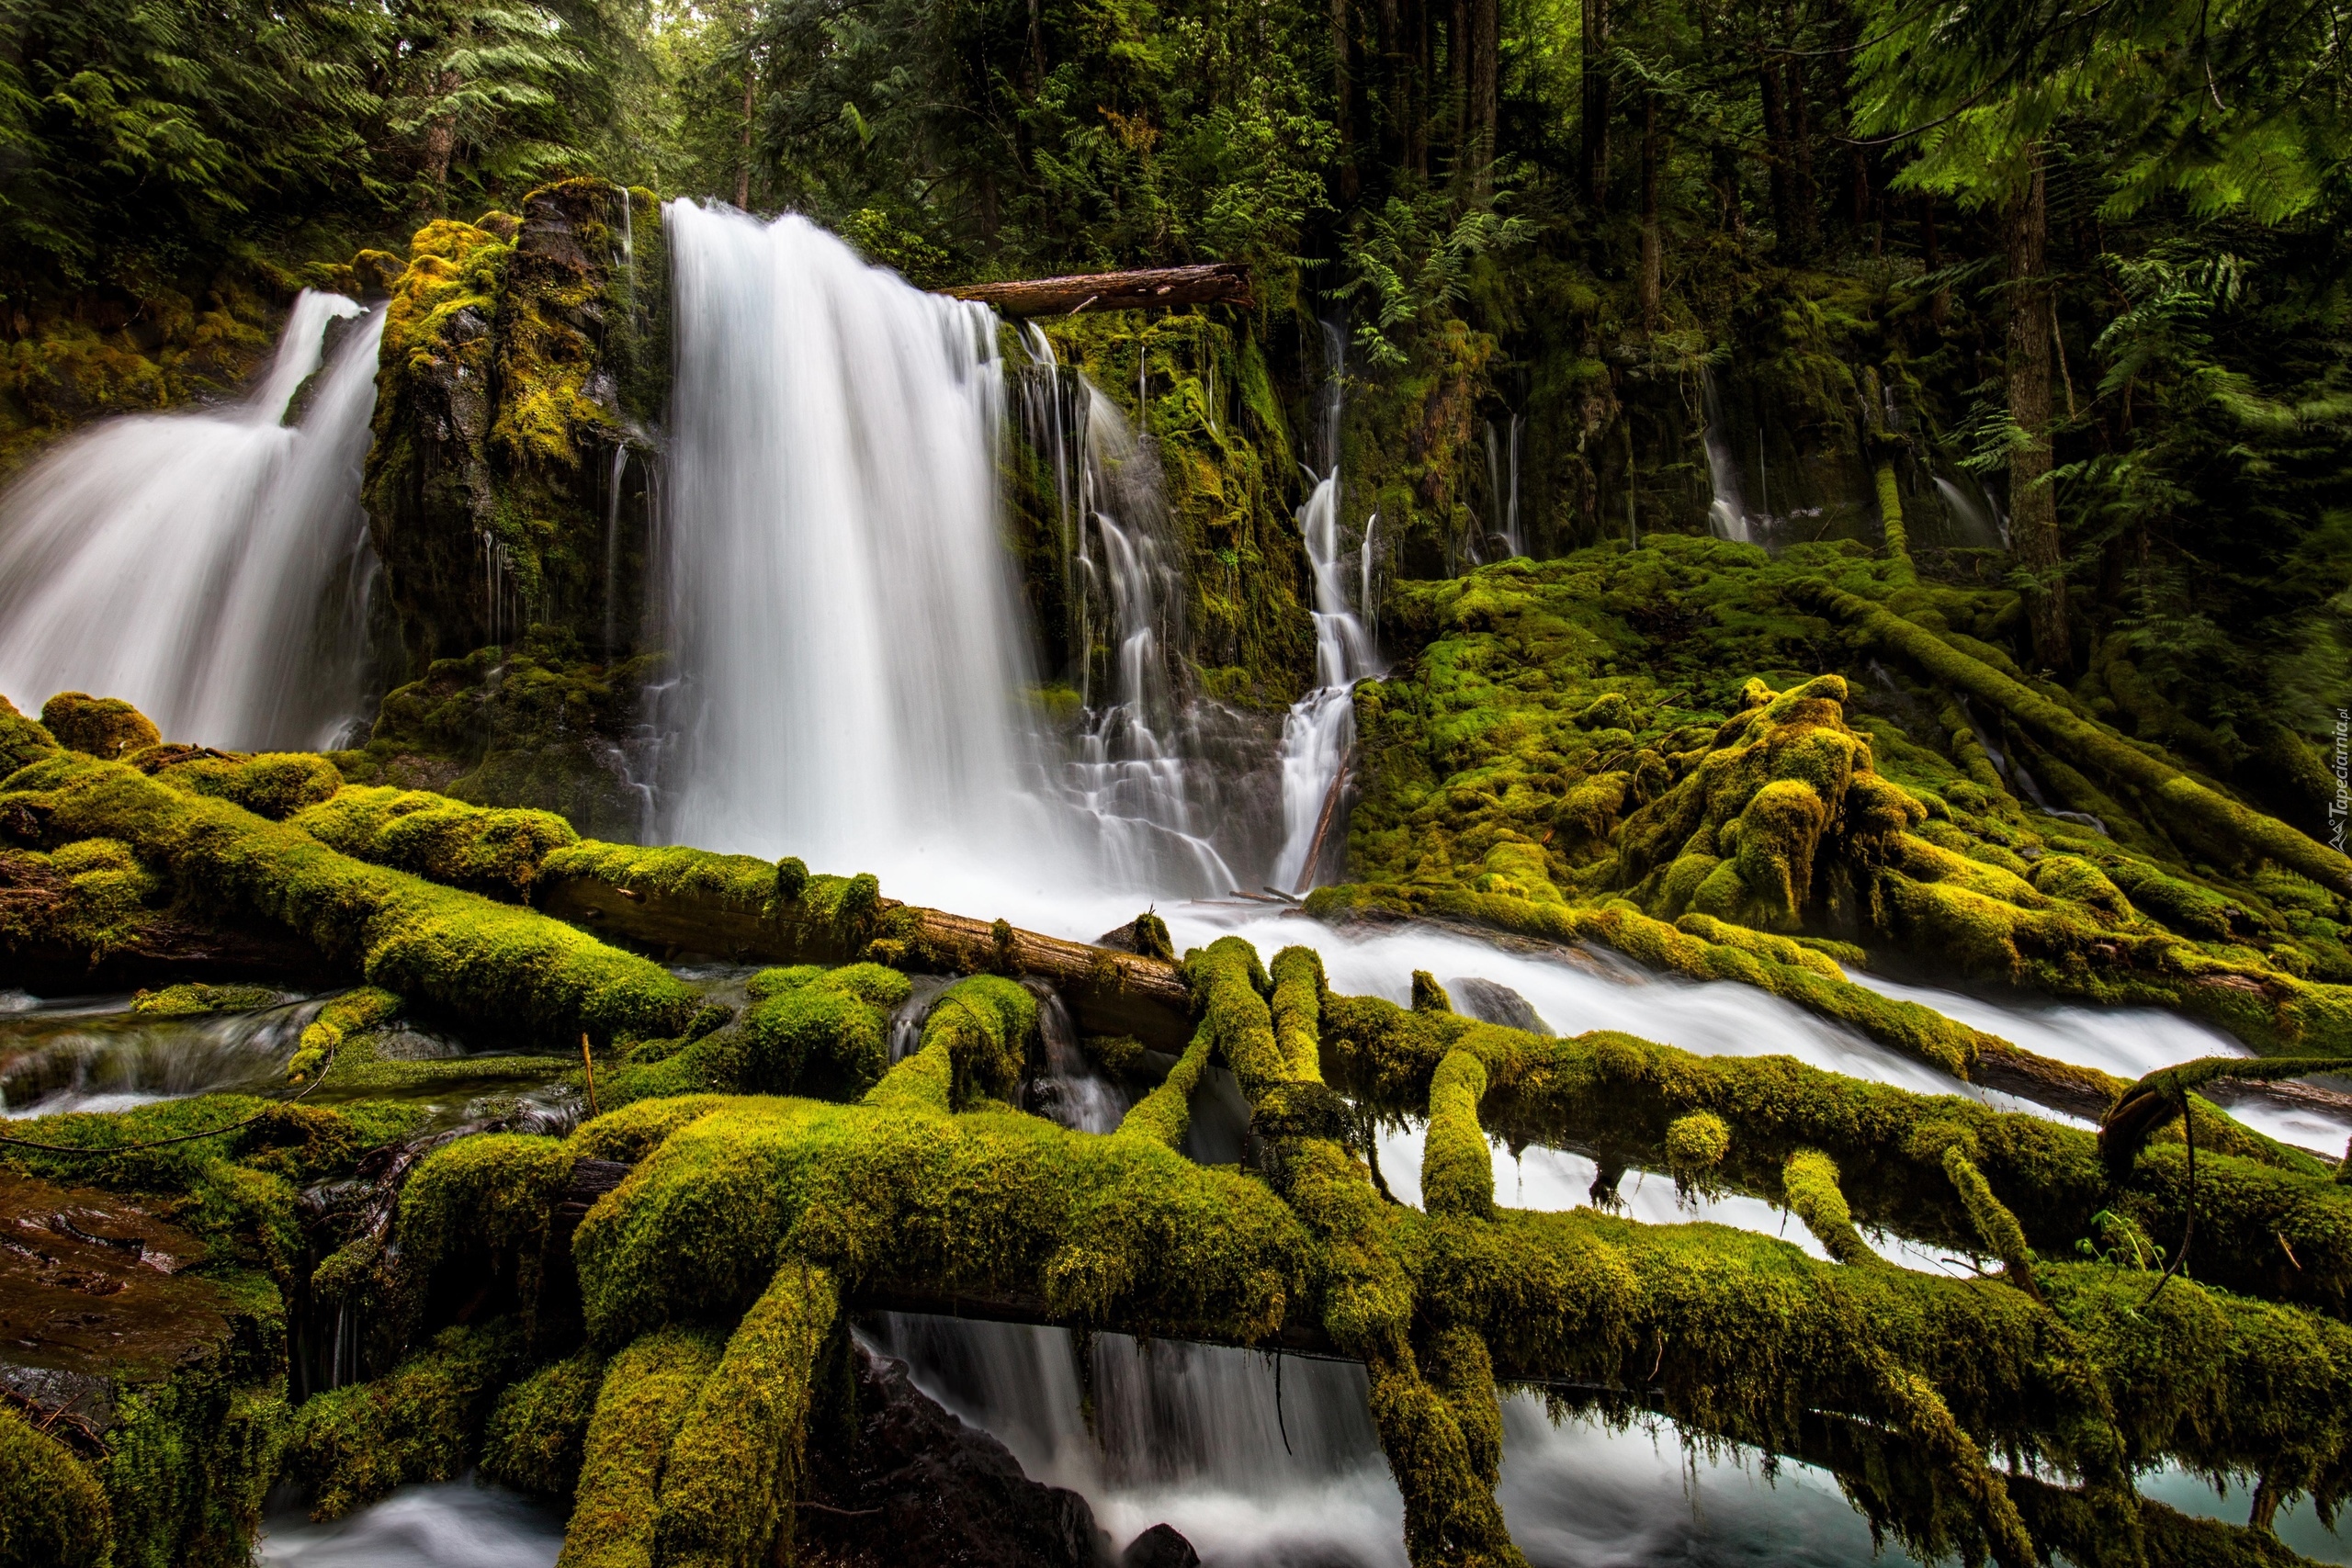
[1,755,698,1044]
[534,840,1193,1046]
[1796,579,2352,897]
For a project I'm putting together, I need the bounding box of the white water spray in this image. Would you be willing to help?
[0,292,386,749]
[655,202,1065,897]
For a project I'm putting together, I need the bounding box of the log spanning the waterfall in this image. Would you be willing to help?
[944,263,1253,318]
[536,870,1196,1050]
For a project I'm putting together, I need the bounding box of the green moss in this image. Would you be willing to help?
[284,987,401,1084]
[292,786,580,899]
[653,1262,838,1568]
[560,1327,719,1568]
[130,982,278,1017]
[601,963,904,1109]
[482,1349,606,1496]
[5,756,698,1045]
[150,752,343,820]
[281,1321,532,1520]
[859,973,1033,1116]
[1423,1051,1496,1219]
[396,1134,579,1333]
[1663,1110,1732,1199]
[42,692,162,758]
[1781,1148,1876,1266]
[0,692,61,774]
[0,1403,114,1567]
[1799,580,2352,897]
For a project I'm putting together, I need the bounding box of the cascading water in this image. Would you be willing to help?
[654,202,1066,901]
[1484,412,1523,558]
[1699,364,1754,544]
[0,292,388,749]
[1272,328,1381,893]
[1934,473,2008,547]
[1018,332,1237,897]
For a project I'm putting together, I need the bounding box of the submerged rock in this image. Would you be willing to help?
[801,1343,1108,1568]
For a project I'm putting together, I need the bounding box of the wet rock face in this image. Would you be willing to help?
[802,1344,1109,1568]
[0,1172,227,1441]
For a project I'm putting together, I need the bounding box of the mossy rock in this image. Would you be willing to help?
[42,693,162,759]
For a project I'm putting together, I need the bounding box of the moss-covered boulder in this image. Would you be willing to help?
[364,180,667,674]
[41,692,162,759]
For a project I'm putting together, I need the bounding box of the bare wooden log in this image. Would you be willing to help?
[945,263,1253,318]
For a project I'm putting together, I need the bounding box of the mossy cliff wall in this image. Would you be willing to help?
[1013,307,1319,712]
[363,178,669,674]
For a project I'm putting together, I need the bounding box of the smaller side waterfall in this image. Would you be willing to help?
[1699,365,1752,544]
[1484,412,1522,558]
[1017,332,1237,898]
[1272,328,1380,893]
[0,291,387,750]
[1934,474,2008,547]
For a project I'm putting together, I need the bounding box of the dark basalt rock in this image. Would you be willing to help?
[801,1343,1110,1568]
[1120,1522,1202,1568]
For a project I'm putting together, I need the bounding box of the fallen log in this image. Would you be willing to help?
[944,262,1252,318]
[536,865,1195,1050]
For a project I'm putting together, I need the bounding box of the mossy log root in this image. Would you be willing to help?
[1796,580,2352,897]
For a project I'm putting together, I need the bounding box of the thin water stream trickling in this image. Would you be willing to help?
[0,292,387,750]
[1700,364,1754,545]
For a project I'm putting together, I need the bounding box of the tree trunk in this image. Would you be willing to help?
[1923,193,1950,328]
[1580,0,1610,211]
[735,56,757,209]
[1333,0,1360,202]
[1452,0,1470,162]
[1638,93,1661,329]
[1759,62,1795,254]
[1787,54,1818,257]
[1470,0,1498,189]
[423,65,462,209]
[2004,152,2069,671]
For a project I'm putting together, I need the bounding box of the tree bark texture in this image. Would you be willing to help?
[1639,92,1662,329]
[1580,0,1611,210]
[2004,153,2069,671]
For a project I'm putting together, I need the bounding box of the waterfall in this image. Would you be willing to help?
[1271,327,1379,893]
[1483,412,1522,558]
[1699,365,1752,544]
[654,201,1069,899]
[1017,333,1236,898]
[867,1313,1402,1565]
[1934,474,2007,547]
[0,291,387,750]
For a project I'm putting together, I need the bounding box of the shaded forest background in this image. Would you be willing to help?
[2,0,2348,821]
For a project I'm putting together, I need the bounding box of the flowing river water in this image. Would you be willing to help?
[4,212,2346,1563]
